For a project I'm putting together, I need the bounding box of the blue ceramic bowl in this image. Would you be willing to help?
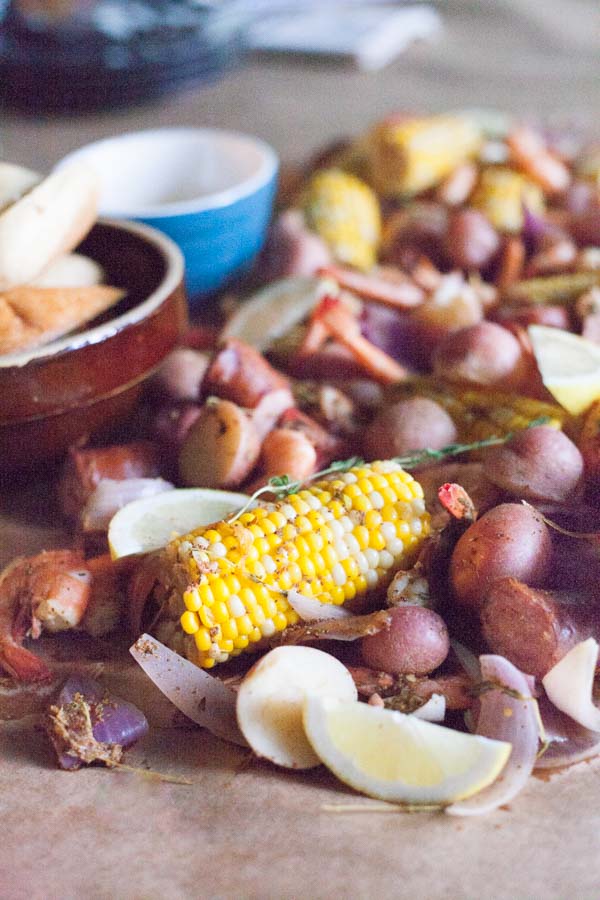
[59,128,278,303]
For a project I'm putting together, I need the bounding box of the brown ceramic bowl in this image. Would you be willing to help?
[0,219,187,475]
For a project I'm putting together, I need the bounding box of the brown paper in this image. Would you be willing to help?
[1,480,600,899]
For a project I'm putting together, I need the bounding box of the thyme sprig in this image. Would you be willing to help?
[227,417,550,522]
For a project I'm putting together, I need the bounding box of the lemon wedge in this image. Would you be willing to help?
[108,488,250,560]
[302,696,511,806]
[221,275,336,352]
[529,325,600,415]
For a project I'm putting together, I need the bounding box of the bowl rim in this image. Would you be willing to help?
[57,126,279,219]
[0,217,185,370]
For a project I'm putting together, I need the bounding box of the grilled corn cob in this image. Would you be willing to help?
[471,167,544,233]
[387,378,567,442]
[366,114,482,197]
[157,462,429,668]
[304,168,381,270]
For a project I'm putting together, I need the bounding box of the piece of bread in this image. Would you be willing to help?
[32,253,104,289]
[0,162,41,214]
[0,163,99,290]
[0,284,125,355]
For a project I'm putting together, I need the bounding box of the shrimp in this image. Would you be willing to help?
[0,549,92,682]
[259,428,317,481]
[314,296,409,384]
[507,125,571,195]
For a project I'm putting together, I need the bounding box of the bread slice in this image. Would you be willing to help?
[0,284,125,355]
[0,162,40,214]
[0,163,99,290]
[33,253,104,289]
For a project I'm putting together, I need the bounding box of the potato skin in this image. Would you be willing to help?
[483,425,584,502]
[449,503,553,610]
[432,321,529,391]
[363,396,458,460]
[444,209,500,270]
[178,398,261,489]
[361,605,450,675]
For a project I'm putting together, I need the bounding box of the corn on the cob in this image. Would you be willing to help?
[303,168,381,271]
[387,378,567,442]
[366,115,482,197]
[159,462,429,668]
[471,167,544,233]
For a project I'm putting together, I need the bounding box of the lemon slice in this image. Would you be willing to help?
[108,488,250,560]
[221,275,337,352]
[302,696,511,806]
[529,325,600,415]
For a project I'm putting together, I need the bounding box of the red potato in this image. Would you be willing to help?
[202,338,289,409]
[481,578,600,678]
[151,403,202,456]
[361,605,450,676]
[257,210,333,281]
[483,425,584,502]
[444,209,500,271]
[178,398,261,489]
[409,274,484,359]
[362,396,458,461]
[449,502,553,610]
[432,321,530,391]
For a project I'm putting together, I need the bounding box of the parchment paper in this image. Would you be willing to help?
[1,479,599,900]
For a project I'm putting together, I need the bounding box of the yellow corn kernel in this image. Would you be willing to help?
[180,611,200,634]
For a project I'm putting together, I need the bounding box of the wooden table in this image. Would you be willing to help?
[2,4,600,897]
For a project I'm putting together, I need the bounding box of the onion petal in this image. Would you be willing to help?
[286,589,351,622]
[535,696,600,769]
[130,634,247,746]
[411,693,446,722]
[542,638,600,732]
[447,655,540,816]
[81,478,174,532]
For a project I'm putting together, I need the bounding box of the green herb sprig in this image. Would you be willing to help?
[227,417,550,523]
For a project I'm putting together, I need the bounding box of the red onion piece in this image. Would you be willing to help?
[130,634,246,746]
[446,655,540,816]
[51,675,149,769]
[522,206,566,252]
[411,693,446,722]
[535,696,600,769]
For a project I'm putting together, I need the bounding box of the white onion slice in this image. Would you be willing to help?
[129,634,247,746]
[447,655,540,817]
[411,693,446,722]
[286,589,351,622]
[535,696,600,769]
[82,478,174,532]
[542,638,600,733]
